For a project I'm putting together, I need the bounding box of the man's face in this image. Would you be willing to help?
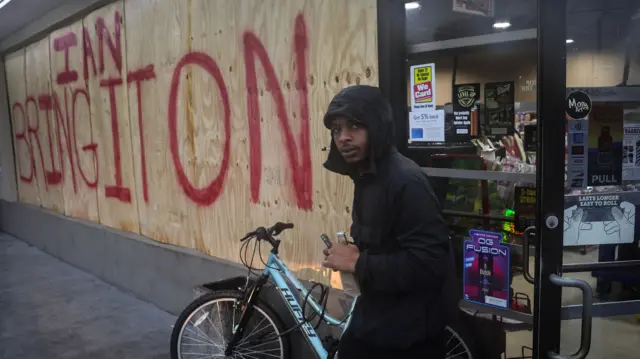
[330,116,368,164]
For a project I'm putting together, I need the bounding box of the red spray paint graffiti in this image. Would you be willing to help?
[10,12,314,211]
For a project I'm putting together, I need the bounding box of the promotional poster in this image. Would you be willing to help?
[451,83,480,141]
[408,110,445,142]
[410,63,436,111]
[622,123,640,181]
[484,81,515,136]
[563,194,636,246]
[587,103,623,187]
[567,119,588,188]
[463,230,511,310]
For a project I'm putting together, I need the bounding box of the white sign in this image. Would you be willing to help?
[410,63,436,111]
[564,197,636,246]
[409,110,445,142]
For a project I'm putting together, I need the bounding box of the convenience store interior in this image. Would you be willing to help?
[402,1,640,358]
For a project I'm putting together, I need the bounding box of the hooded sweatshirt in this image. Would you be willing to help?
[323,85,458,349]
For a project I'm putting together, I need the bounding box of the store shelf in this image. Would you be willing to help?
[408,28,537,54]
[422,167,536,184]
[459,299,534,325]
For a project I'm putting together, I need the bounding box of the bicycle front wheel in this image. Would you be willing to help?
[170,290,291,359]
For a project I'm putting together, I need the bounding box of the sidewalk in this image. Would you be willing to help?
[0,233,175,359]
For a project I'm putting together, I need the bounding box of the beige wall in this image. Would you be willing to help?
[3,0,379,286]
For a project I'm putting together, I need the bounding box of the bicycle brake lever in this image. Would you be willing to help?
[240,231,256,242]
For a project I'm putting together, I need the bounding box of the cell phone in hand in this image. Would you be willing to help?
[320,234,333,248]
[336,232,348,244]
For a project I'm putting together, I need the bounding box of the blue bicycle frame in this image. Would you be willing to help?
[264,251,358,358]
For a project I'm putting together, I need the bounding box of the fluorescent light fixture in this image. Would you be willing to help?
[405,2,420,10]
[0,0,12,11]
[493,21,512,29]
[566,38,574,44]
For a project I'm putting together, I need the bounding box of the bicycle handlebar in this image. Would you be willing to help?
[239,222,295,243]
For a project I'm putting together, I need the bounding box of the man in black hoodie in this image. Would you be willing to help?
[321,85,457,358]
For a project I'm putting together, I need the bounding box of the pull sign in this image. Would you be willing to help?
[566,91,592,120]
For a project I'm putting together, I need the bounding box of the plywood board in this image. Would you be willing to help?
[84,1,140,233]
[49,22,100,222]
[183,0,376,283]
[24,38,65,213]
[4,50,41,206]
[3,0,378,286]
[123,0,202,247]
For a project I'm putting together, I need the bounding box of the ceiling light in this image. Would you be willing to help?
[493,21,512,29]
[0,0,13,11]
[405,2,420,10]
[566,38,574,44]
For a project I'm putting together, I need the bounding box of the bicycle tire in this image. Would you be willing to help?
[444,324,476,359]
[170,290,291,359]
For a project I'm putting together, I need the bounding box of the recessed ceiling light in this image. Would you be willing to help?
[0,0,13,11]
[405,2,420,10]
[493,21,512,29]
[566,38,574,44]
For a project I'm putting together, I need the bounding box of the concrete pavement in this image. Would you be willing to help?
[0,233,175,359]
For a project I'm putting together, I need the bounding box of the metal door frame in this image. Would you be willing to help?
[532,0,568,357]
[534,2,640,359]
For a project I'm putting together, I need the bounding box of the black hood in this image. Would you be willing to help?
[322,85,396,176]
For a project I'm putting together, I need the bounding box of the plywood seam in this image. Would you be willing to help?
[2,59,20,198]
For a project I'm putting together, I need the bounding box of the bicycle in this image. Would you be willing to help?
[170,222,475,359]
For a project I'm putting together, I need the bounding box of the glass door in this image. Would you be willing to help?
[535,1,640,358]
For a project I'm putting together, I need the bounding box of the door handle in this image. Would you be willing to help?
[522,226,535,284]
[547,274,593,359]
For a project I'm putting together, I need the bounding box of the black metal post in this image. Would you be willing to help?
[377,0,408,154]
[533,0,567,358]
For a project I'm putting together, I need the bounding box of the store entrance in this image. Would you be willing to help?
[397,1,640,358]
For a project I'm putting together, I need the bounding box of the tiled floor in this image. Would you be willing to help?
[0,233,176,359]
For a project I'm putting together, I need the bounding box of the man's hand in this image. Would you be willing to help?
[322,243,360,273]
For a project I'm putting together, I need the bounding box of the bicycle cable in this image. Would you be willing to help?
[237,232,336,338]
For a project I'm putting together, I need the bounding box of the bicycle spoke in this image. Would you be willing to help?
[234,352,260,359]
[238,339,282,351]
[204,307,227,344]
[235,346,282,358]
[236,317,269,345]
[179,353,226,358]
[177,297,285,359]
[181,332,216,346]
[184,326,219,346]
[446,340,464,358]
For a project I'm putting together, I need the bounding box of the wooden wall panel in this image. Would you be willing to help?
[25,38,65,213]
[49,22,100,222]
[84,1,140,233]
[5,50,41,206]
[4,0,377,285]
[123,0,202,248]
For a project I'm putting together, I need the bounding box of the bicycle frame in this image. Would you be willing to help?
[262,251,357,358]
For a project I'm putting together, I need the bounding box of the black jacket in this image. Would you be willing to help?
[323,86,458,349]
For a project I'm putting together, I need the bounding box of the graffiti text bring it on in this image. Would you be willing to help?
[11,11,313,211]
